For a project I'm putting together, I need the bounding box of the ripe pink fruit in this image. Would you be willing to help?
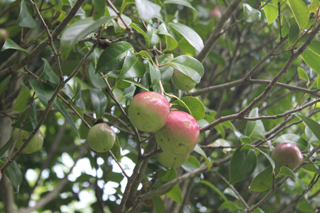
[271,142,303,173]
[128,91,170,132]
[172,70,196,91]
[155,111,199,155]
[157,151,190,168]
[209,8,222,19]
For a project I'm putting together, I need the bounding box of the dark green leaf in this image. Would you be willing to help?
[166,55,204,83]
[219,201,241,211]
[135,0,161,21]
[288,23,300,44]
[74,89,86,110]
[92,0,105,20]
[89,89,107,119]
[39,58,60,84]
[17,0,37,29]
[166,185,182,204]
[229,146,257,184]
[249,166,273,192]
[180,96,205,120]
[88,63,106,89]
[153,195,166,213]
[193,144,211,170]
[12,104,38,132]
[110,136,121,160]
[245,108,266,140]
[242,145,275,169]
[279,167,308,189]
[297,67,309,86]
[147,61,161,87]
[164,0,197,20]
[96,42,134,73]
[60,16,114,59]
[29,79,56,106]
[169,22,204,52]
[1,38,29,55]
[0,138,14,157]
[297,114,320,141]
[287,0,309,30]
[130,23,150,47]
[147,25,160,46]
[0,158,22,191]
[158,23,178,51]
[13,84,31,112]
[53,101,79,134]
[120,51,146,79]
[243,3,261,22]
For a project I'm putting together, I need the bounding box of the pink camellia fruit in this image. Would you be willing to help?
[87,123,116,153]
[13,128,44,154]
[209,8,222,19]
[128,91,170,132]
[172,70,196,91]
[155,111,200,155]
[271,142,303,173]
[157,151,190,168]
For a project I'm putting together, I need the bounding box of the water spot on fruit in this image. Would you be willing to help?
[168,139,170,141]
[137,112,140,115]
[179,143,183,147]
[161,139,163,142]
[184,121,191,127]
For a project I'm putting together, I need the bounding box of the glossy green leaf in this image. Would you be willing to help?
[39,58,60,84]
[147,60,161,87]
[245,108,266,140]
[153,195,166,213]
[137,50,153,61]
[287,0,309,30]
[1,38,29,55]
[297,200,315,213]
[308,40,320,56]
[297,67,310,86]
[229,146,257,184]
[279,167,308,189]
[181,97,205,120]
[17,0,37,29]
[219,201,240,211]
[73,89,86,110]
[96,42,134,73]
[29,79,56,106]
[60,16,114,59]
[288,23,300,44]
[12,104,38,132]
[13,84,31,112]
[169,22,204,52]
[262,3,278,24]
[302,163,318,172]
[193,144,211,170]
[0,138,14,157]
[53,101,79,134]
[0,76,10,95]
[158,23,178,51]
[88,63,106,89]
[243,3,261,22]
[130,23,150,47]
[147,25,161,46]
[199,180,228,202]
[120,51,146,79]
[92,0,105,20]
[164,0,197,20]
[135,0,161,21]
[166,55,204,83]
[90,88,108,119]
[166,185,182,204]
[181,155,200,172]
[297,114,320,141]
[242,145,275,169]
[1,158,22,191]
[249,166,273,192]
[122,79,149,91]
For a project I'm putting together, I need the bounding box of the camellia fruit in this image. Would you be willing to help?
[0,28,9,43]
[13,128,44,154]
[271,142,303,173]
[128,91,170,132]
[172,70,196,91]
[157,151,190,168]
[155,111,200,155]
[87,123,116,153]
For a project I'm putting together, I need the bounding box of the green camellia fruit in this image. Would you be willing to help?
[157,151,189,168]
[271,142,303,173]
[13,129,44,154]
[128,91,170,132]
[87,123,116,152]
[172,70,196,91]
[156,111,200,155]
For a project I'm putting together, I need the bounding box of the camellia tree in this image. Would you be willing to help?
[1,0,320,212]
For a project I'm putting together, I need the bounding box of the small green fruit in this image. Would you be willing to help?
[157,151,189,168]
[271,142,303,173]
[128,91,170,132]
[87,123,116,152]
[13,129,44,154]
[156,110,199,155]
[172,70,196,91]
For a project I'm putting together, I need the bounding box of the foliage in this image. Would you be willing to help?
[0,0,320,212]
